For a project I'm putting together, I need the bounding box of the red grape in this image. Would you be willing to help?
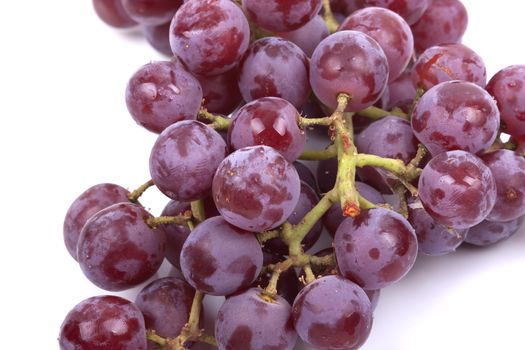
[465,218,522,247]
[278,15,329,57]
[121,0,182,26]
[92,0,137,28]
[358,0,430,25]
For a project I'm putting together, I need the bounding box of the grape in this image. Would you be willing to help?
[77,202,166,291]
[486,65,525,137]
[169,0,250,76]
[212,146,301,232]
[480,150,525,222]
[180,216,263,296]
[125,60,203,134]
[330,0,361,16]
[316,157,338,194]
[334,208,418,289]
[121,0,182,26]
[238,37,310,108]
[465,218,522,247]
[412,43,487,90]
[324,181,385,236]
[293,161,318,193]
[356,115,419,192]
[408,198,468,256]
[264,181,322,255]
[278,15,329,57]
[228,97,307,162]
[196,67,241,115]
[242,0,322,32]
[339,7,414,82]
[292,275,373,349]
[411,81,500,156]
[59,295,147,350]
[358,0,429,25]
[135,277,195,341]
[215,288,297,350]
[63,183,130,261]
[365,289,381,311]
[385,69,416,113]
[92,0,137,28]
[149,120,227,202]
[411,0,468,53]
[143,22,172,56]
[418,150,497,229]
[310,30,389,112]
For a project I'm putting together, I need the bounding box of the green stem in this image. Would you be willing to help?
[298,115,334,128]
[128,179,155,203]
[356,154,421,181]
[299,144,337,160]
[198,107,231,130]
[263,259,294,297]
[303,265,316,284]
[408,88,425,118]
[256,229,280,244]
[358,106,409,121]
[190,200,205,224]
[146,214,192,229]
[322,0,339,33]
[358,193,377,210]
[310,253,335,267]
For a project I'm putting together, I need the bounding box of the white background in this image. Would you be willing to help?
[0,1,524,349]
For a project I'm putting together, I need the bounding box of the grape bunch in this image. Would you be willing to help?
[60,1,525,349]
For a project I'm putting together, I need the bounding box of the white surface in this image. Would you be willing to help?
[0,1,524,349]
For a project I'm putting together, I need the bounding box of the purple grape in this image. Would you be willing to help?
[310,30,389,112]
[212,146,301,232]
[77,202,166,291]
[418,150,497,229]
[92,0,137,28]
[135,277,195,341]
[365,289,381,311]
[59,295,147,350]
[63,183,130,261]
[242,0,322,32]
[216,288,297,350]
[480,150,525,222]
[385,69,417,113]
[264,181,322,255]
[160,201,191,270]
[358,0,429,25]
[411,0,468,53]
[334,208,418,289]
[339,7,414,82]
[196,67,242,115]
[411,81,500,156]
[316,157,338,194]
[330,0,361,16]
[121,0,182,26]
[228,97,307,162]
[413,43,487,90]
[238,38,310,108]
[324,181,385,236]
[486,65,525,137]
[278,15,329,57]
[292,275,373,349]
[465,218,522,247]
[169,0,250,76]
[252,252,300,305]
[356,115,419,192]
[293,161,318,193]
[149,120,227,202]
[125,60,203,134]
[180,216,263,296]
[143,22,172,56]
[408,198,468,256]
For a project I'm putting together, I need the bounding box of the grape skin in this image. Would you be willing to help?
[149,120,227,202]
[63,183,130,261]
[339,7,414,82]
[411,0,468,53]
[143,22,172,56]
[411,81,500,156]
[310,30,389,112]
[92,0,137,28]
[359,0,430,25]
[125,60,203,134]
[180,216,263,296]
[238,37,311,108]
[293,161,318,193]
[242,0,322,32]
[385,69,416,113]
[278,15,329,57]
[228,97,307,162]
[486,65,525,137]
[334,208,418,290]
[215,288,297,350]
[122,0,182,26]
[59,295,147,350]
[170,0,250,76]
[292,275,373,350]
[412,43,487,90]
[480,150,525,222]
[212,146,301,232]
[196,67,242,115]
[135,277,195,341]
[418,150,497,229]
[465,218,522,247]
[77,203,166,291]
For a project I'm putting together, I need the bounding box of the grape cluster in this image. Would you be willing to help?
[60,1,525,349]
